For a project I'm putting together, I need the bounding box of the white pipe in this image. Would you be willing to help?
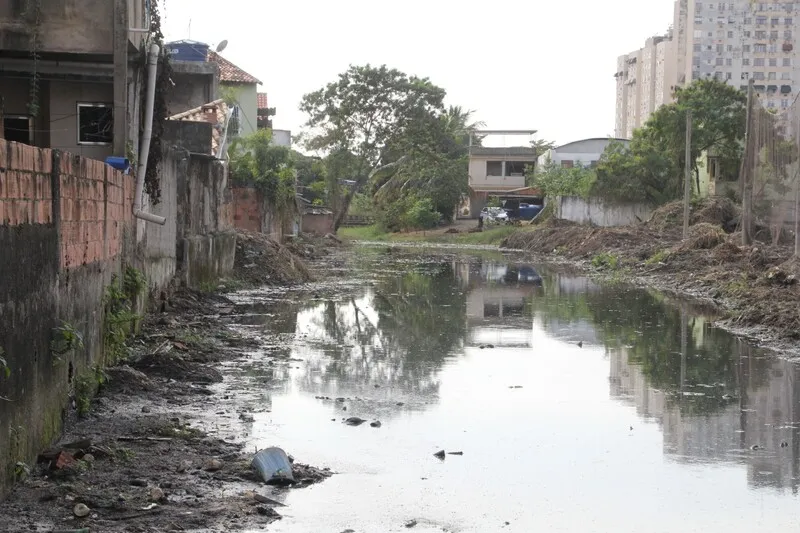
[134,42,166,225]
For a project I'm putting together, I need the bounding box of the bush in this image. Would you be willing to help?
[591,252,619,270]
[407,197,441,230]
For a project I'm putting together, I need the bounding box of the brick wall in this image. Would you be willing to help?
[0,140,134,497]
[231,186,263,232]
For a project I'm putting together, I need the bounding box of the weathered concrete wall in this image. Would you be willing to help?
[230,186,284,240]
[0,141,134,498]
[555,195,653,227]
[0,0,114,54]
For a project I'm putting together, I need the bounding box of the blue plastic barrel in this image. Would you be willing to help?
[105,156,130,174]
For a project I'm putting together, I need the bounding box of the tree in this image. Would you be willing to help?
[299,64,446,230]
[229,129,297,223]
[593,79,746,204]
[532,161,596,198]
[374,106,484,225]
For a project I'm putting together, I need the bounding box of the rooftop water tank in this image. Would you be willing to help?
[165,40,209,62]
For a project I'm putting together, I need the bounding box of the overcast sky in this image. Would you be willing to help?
[163,0,675,147]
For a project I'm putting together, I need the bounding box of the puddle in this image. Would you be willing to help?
[209,246,800,532]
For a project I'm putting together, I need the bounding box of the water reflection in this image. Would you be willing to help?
[240,248,800,499]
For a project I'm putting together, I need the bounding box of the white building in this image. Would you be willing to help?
[537,138,630,170]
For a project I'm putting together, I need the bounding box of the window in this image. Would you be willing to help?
[561,160,574,169]
[755,44,767,52]
[727,31,734,38]
[756,30,767,39]
[770,30,779,39]
[727,45,733,52]
[505,162,527,176]
[787,17,794,25]
[716,57,724,66]
[743,44,751,52]
[694,43,702,52]
[744,17,752,25]
[741,72,750,80]
[757,16,767,25]
[744,31,751,38]
[786,31,793,39]
[771,17,780,25]
[755,58,765,66]
[486,161,502,176]
[726,72,733,80]
[726,58,733,66]
[3,116,31,144]
[782,72,791,80]
[782,98,790,109]
[716,44,724,53]
[743,58,750,65]
[784,58,792,67]
[769,72,777,80]
[754,72,765,80]
[769,44,777,53]
[77,103,113,145]
[769,58,777,66]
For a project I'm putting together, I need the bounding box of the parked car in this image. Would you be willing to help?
[481,207,508,223]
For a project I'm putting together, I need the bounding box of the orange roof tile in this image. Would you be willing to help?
[257,92,268,110]
[207,50,261,84]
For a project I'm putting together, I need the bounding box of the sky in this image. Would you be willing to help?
[162,0,676,148]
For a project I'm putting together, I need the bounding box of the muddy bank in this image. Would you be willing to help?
[0,284,332,532]
[502,198,800,348]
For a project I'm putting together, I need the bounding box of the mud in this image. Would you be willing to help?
[501,197,800,351]
[0,236,336,532]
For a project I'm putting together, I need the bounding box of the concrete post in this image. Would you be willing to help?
[112,0,129,158]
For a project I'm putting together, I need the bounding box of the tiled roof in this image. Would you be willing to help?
[168,99,229,157]
[207,50,261,84]
[257,92,268,110]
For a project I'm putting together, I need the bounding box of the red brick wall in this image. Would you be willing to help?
[0,142,54,225]
[302,213,334,236]
[0,141,134,269]
[230,186,263,233]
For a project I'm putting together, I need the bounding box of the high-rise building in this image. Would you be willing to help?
[614,0,800,138]
[614,33,676,138]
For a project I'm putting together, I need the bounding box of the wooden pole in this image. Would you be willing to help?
[742,80,754,246]
[683,109,692,240]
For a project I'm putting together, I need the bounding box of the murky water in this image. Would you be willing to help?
[226,247,800,532]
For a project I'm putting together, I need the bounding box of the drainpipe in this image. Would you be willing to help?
[133,42,167,225]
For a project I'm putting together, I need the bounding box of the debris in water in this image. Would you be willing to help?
[433,450,446,460]
[751,445,761,450]
[370,421,382,428]
[447,451,463,456]
[345,417,366,426]
[252,447,295,485]
[577,341,583,348]
[781,441,789,448]
[254,493,285,506]
[405,519,418,528]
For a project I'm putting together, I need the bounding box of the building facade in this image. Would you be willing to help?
[615,0,800,137]
[615,33,676,138]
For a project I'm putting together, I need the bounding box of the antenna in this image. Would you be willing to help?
[216,40,228,53]
[187,18,192,39]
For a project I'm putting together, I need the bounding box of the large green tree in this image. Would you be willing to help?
[299,64,446,230]
[594,79,746,204]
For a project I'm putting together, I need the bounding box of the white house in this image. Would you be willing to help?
[537,138,630,170]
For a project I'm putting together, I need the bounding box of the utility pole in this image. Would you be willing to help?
[742,80,755,246]
[683,109,693,240]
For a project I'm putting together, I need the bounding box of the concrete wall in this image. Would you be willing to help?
[0,141,135,498]
[555,195,653,227]
[49,80,115,161]
[171,147,235,288]
[230,186,285,240]
[167,61,219,117]
[0,0,114,54]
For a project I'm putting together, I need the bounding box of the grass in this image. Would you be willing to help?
[338,224,525,246]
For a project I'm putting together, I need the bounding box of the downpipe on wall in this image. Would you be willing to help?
[133,42,167,226]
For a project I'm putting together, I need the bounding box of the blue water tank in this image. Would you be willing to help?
[165,40,209,62]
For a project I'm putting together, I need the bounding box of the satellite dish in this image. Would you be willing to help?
[215,40,228,53]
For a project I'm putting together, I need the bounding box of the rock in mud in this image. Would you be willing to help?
[433,450,446,460]
[344,417,366,426]
[203,458,224,471]
[149,487,165,502]
[257,505,281,518]
[254,493,285,506]
[73,503,90,517]
[130,478,148,487]
[370,421,382,428]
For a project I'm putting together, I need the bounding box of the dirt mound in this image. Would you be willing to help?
[678,223,726,251]
[132,351,223,384]
[647,197,740,233]
[711,239,744,263]
[233,230,313,287]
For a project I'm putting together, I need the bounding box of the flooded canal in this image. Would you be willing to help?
[224,246,800,532]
